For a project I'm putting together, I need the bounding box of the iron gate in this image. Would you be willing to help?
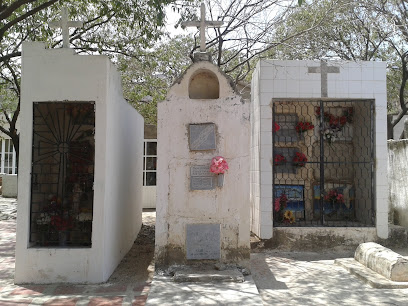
[30,102,95,247]
[272,100,375,227]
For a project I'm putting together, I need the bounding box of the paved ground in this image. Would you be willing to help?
[1,197,408,305]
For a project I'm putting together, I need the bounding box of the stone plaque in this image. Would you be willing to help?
[190,165,215,190]
[186,224,221,260]
[189,123,216,151]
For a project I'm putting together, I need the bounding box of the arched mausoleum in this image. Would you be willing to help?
[156,59,251,268]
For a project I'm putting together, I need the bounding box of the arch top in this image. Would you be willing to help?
[167,61,237,100]
[189,69,219,99]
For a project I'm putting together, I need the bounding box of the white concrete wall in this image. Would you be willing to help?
[250,61,261,238]
[143,186,156,209]
[102,61,144,280]
[156,61,251,267]
[388,140,408,228]
[15,42,143,283]
[251,60,388,239]
[2,174,18,197]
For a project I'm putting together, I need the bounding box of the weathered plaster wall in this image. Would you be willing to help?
[156,61,250,267]
[251,60,388,239]
[388,140,408,228]
[15,42,143,283]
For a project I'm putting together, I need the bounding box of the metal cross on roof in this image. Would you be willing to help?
[49,7,84,48]
[308,60,340,97]
[181,3,223,52]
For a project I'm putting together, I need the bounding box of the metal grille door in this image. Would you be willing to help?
[272,100,374,227]
[30,102,95,247]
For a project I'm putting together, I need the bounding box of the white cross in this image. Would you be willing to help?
[308,60,340,97]
[49,7,83,48]
[181,3,223,52]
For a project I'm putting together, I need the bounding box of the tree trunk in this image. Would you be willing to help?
[387,115,394,140]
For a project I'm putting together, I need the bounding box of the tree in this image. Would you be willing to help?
[176,0,334,83]
[0,0,177,159]
[118,35,194,124]
[269,0,408,139]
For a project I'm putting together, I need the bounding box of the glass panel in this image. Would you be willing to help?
[146,157,157,170]
[146,172,156,186]
[146,142,157,155]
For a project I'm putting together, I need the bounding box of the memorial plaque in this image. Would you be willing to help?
[186,224,221,260]
[189,123,216,150]
[190,165,216,190]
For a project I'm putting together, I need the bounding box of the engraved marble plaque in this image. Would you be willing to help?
[186,224,221,260]
[190,165,216,190]
[189,123,216,151]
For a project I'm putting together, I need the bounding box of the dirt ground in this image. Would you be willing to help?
[107,210,156,284]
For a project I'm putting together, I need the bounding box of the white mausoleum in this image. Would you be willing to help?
[251,60,388,241]
[15,42,144,283]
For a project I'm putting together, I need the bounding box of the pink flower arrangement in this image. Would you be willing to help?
[324,189,345,205]
[210,156,229,174]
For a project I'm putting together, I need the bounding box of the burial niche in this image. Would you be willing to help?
[189,69,220,99]
[30,102,95,247]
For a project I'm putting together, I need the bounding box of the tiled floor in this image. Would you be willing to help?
[0,219,151,306]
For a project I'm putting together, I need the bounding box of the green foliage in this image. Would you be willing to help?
[0,0,176,153]
[119,35,193,124]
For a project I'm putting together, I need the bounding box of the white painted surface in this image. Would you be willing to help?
[2,174,18,197]
[143,186,156,209]
[388,140,408,228]
[15,42,143,283]
[251,60,388,239]
[156,61,251,267]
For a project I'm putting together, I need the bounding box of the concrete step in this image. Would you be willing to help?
[173,269,244,283]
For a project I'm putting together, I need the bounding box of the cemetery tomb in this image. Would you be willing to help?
[30,102,95,247]
[15,38,144,284]
[156,62,250,268]
[250,60,388,240]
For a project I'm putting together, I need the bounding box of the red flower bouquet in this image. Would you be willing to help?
[274,154,286,166]
[292,152,307,167]
[295,121,314,133]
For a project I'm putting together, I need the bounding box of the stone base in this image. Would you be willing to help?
[173,269,244,283]
[354,242,408,282]
[336,258,408,289]
[193,52,212,62]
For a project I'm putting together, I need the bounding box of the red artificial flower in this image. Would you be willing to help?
[295,121,314,133]
[274,154,286,166]
[273,122,281,132]
[292,152,308,167]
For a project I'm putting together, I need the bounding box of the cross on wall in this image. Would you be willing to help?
[308,60,340,97]
[181,3,223,52]
[49,7,84,49]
